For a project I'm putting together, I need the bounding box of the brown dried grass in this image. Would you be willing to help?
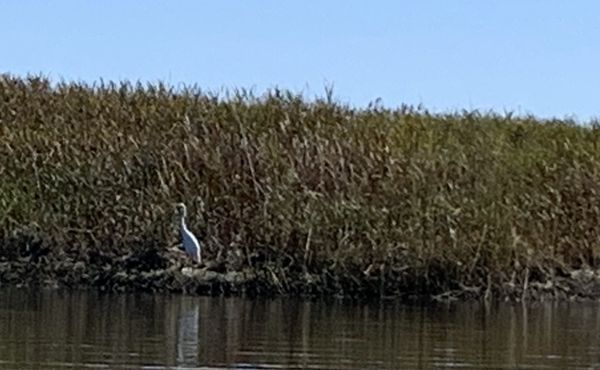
[2,74,600,297]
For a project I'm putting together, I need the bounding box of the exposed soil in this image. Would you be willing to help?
[2,243,600,302]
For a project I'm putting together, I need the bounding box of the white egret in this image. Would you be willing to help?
[175,203,202,263]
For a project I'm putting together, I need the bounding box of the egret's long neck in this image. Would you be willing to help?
[181,207,187,230]
[180,209,187,230]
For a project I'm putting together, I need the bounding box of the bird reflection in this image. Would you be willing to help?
[176,298,200,366]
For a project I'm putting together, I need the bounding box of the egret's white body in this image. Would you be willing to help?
[176,203,202,263]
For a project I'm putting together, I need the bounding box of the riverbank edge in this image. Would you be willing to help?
[2,252,600,302]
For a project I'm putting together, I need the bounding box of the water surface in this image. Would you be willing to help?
[0,288,599,369]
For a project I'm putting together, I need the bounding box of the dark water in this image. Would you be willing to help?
[0,288,599,369]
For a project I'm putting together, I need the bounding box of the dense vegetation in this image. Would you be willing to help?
[1,75,600,299]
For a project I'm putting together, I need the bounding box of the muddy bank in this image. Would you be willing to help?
[2,241,600,302]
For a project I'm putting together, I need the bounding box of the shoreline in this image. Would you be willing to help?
[2,248,600,302]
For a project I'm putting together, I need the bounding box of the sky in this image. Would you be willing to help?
[2,1,599,121]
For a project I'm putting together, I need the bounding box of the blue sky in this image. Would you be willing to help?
[2,1,599,121]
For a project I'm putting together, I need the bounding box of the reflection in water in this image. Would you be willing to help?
[0,288,599,369]
[176,298,199,367]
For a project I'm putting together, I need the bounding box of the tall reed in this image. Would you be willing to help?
[1,74,599,296]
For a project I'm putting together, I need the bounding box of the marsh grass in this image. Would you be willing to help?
[1,74,600,298]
